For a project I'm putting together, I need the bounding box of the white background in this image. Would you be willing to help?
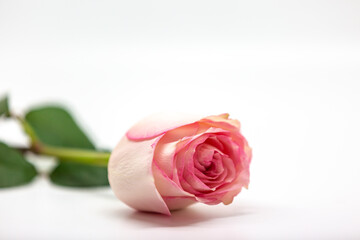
[1,0,360,239]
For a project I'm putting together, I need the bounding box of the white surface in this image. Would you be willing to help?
[1,0,360,239]
[0,178,359,240]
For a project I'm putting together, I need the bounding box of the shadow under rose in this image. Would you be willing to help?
[121,204,253,227]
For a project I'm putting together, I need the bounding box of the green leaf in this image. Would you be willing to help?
[25,106,109,187]
[0,142,37,188]
[0,95,10,118]
[25,106,95,149]
[50,161,108,187]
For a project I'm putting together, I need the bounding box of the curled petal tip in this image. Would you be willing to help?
[219,113,230,119]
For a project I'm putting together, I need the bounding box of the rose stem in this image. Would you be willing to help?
[12,114,110,167]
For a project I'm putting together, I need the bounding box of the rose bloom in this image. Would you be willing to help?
[108,113,252,215]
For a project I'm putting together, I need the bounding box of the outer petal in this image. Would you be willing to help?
[200,114,241,131]
[126,113,203,141]
[108,136,171,215]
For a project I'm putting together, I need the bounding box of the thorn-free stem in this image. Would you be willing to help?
[13,113,110,166]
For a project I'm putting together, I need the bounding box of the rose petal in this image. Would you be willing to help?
[175,134,219,194]
[196,161,250,205]
[204,136,225,152]
[200,114,241,131]
[152,162,193,198]
[108,136,171,215]
[153,122,200,177]
[127,113,203,141]
[183,169,214,192]
[221,155,236,182]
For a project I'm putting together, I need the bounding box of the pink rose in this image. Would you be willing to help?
[108,113,252,215]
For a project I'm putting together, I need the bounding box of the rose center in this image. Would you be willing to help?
[194,144,225,178]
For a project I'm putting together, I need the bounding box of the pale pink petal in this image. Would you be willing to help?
[154,141,178,176]
[127,113,203,141]
[108,136,171,215]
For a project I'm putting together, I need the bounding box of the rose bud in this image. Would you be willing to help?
[108,113,252,215]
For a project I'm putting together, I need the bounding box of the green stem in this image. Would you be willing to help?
[39,145,110,166]
[13,113,110,166]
